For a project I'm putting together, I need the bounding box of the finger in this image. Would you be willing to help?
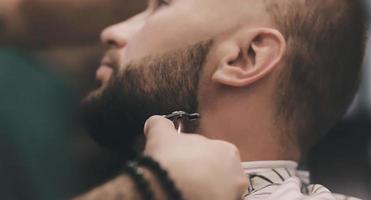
[238,178,249,199]
[144,115,176,140]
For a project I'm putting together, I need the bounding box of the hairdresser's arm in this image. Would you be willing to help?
[75,116,248,200]
[0,0,144,47]
[73,174,146,200]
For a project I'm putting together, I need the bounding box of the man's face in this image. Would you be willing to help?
[83,0,259,155]
[82,41,212,156]
[95,0,261,82]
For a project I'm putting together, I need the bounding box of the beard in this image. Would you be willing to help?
[82,40,213,159]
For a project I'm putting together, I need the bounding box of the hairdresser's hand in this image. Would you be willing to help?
[144,116,248,200]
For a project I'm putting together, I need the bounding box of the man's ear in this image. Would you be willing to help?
[212,28,286,87]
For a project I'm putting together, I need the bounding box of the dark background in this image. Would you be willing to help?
[308,25,371,199]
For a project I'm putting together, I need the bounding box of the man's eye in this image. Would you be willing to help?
[149,0,170,12]
[158,0,170,7]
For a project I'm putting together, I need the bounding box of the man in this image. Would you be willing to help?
[82,0,369,199]
[0,0,248,199]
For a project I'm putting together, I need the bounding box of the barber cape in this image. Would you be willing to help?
[242,161,361,200]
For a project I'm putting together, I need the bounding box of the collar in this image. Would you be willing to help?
[241,161,310,195]
[241,160,298,173]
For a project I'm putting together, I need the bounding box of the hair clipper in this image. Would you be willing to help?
[165,111,200,133]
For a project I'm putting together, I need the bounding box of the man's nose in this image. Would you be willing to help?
[101,13,147,48]
[101,22,130,48]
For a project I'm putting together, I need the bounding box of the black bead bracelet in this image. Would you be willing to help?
[122,161,155,200]
[137,155,185,200]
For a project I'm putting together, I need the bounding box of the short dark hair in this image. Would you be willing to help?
[267,0,369,154]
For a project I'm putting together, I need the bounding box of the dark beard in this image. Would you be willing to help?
[82,40,212,159]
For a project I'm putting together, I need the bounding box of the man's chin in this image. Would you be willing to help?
[82,81,108,105]
[81,91,145,158]
[82,89,101,105]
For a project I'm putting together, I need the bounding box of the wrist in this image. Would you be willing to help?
[121,161,155,200]
[137,156,185,200]
[138,166,168,200]
[122,156,184,200]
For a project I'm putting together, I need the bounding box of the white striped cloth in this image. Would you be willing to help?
[241,161,361,200]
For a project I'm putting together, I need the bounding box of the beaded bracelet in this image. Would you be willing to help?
[122,161,155,200]
[137,155,185,200]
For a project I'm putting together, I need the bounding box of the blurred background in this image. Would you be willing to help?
[307,2,371,199]
[0,0,370,199]
[0,0,146,199]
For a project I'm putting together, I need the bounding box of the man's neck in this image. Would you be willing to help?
[198,105,300,162]
[197,79,301,162]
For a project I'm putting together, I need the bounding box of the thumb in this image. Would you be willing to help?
[144,115,176,141]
